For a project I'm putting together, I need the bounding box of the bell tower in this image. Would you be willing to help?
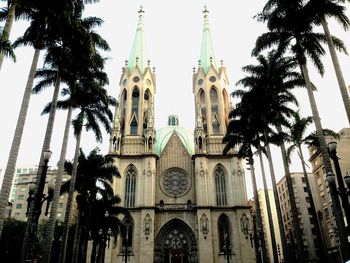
[110,6,156,155]
[193,6,230,155]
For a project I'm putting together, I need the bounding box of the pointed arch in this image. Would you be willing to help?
[218,214,232,252]
[131,87,140,134]
[214,164,227,206]
[122,216,134,248]
[198,89,207,132]
[210,87,220,133]
[121,89,127,136]
[124,165,137,207]
[222,89,229,126]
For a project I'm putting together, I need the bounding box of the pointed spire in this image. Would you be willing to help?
[128,5,148,73]
[199,5,217,74]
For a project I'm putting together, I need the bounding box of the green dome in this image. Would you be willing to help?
[155,125,194,156]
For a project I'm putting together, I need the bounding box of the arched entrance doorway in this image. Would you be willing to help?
[154,219,198,263]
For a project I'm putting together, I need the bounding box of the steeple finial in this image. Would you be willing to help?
[199,5,217,74]
[128,6,148,73]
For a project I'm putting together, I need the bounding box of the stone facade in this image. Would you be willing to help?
[101,7,255,263]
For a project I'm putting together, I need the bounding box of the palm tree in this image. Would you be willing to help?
[59,81,116,263]
[0,26,15,61]
[305,0,350,124]
[286,111,339,261]
[0,0,68,241]
[223,100,268,263]
[60,148,123,263]
[254,1,350,259]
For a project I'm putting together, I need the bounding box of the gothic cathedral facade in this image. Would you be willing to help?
[105,7,255,263]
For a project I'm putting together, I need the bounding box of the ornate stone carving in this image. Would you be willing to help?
[196,162,207,177]
[200,214,209,239]
[161,168,189,197]
[144,161,155,177]
[144,214,152,239]
[241,213,250,238]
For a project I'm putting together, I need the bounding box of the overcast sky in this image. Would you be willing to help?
[1,0,350,198]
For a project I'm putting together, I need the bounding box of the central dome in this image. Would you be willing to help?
[155,115,194,156]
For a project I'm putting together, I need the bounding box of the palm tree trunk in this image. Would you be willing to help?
[278,138,304,263]
[257,149,279,263]
[42,106,72,263]
[72,211,82,263]
[0,0,17,71]
[298,145,328,261]
[60,122,83,263]
[91,239,98,263]
[321,16,350,125]
[300,60,350,260]
[0,48,40,243]
[248,155,268,263]
[264,139,290,263]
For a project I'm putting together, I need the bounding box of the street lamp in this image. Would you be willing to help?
[327,142,350,231]
[222,233,232,263]
[97,210,113,263]
[26,149,53,260]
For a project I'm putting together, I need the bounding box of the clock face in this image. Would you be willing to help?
[133,76,140,82]
[161,168,190,197]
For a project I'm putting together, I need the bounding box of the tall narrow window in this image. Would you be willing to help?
[215,165,227,206]
[125,165,136,207]
[218,214,231,252]
[199,89,207,132]
[130,88,140,135]
[144,90,151,129]
[121,90,127,136]
[122,216,133,249]
[210,87,220,133]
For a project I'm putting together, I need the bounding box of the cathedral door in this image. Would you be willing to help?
[154,219,197,263]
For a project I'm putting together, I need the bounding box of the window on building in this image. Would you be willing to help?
[16,169,21,173]
[17,195,24,200]
[199,89,207,132]
[304,186,308,193]
[23,169,28,173]
[210,87,220,133]
[215,165,227,206]
[125,165,136,207]
[122,216,133,248]
[16,204,22,209]
[218,214,231,252]
[130,88,140,135]
[15,213,20,217]
[57,213,62,218]
[58,203,63,208]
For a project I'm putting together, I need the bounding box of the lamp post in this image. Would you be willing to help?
[327,141,350,229]
[97,211,112,263]
[26,149,53,261]
[123,216,132,263]
[222,233,232,263]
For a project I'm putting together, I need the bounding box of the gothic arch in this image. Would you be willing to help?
[124,165,137,207]
[154,218,198,263]
[217,213,232,252]
[214,164,227,206]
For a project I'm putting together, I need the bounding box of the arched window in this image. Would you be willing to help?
[121,90,127,136]
[122,216,133,249]
[218,214,231,252]
[143,90,151,129]
[125,165,136,207]
[215,165,227,206]
[199,89,207,132]
[210,87,220,133]
[130,88,140,135]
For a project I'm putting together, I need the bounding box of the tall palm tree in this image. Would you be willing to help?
[286,111,339,261]
[223,100,268,263]
[236,50,305,262]
[0,0,67,241]
[59,82,116,263]
[60,148,123,263]
[305,0,350,124]
[254,1,350,259]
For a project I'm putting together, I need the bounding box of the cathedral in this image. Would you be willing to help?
[105,6,255,263]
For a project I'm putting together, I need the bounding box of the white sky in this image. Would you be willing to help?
[0,0,350,199]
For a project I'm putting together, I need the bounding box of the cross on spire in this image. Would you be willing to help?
[138,5,144,14]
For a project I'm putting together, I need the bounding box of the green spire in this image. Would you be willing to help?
[199,5,216,74]
[128,6,148,73]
